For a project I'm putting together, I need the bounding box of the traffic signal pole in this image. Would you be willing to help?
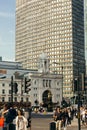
[11,76,13,102]
[78,93,81,130]
[77,76,81,130]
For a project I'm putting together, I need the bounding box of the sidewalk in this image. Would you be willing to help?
[71,117,78,126]
[67,118,87,130]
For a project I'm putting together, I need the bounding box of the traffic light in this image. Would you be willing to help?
[13,82,18,94]
[24,77,31,93]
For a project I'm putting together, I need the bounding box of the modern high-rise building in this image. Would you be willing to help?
[16,0,85,98]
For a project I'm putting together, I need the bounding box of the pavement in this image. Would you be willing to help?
[66,118,87,130]
[0,113,87,130]
[31,115,87,130]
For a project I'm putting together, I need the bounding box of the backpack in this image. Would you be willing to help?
[17,116,25,130]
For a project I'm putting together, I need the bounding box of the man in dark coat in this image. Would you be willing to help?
[3,102,17,130]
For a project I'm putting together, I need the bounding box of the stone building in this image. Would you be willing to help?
[28,53,62,106]
[0,54,62,106]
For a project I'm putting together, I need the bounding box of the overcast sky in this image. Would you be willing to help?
[0,0,15,61]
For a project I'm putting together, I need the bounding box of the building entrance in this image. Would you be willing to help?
[42,90,53,111]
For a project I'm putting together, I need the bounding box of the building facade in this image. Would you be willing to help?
[0,55,62,106]
[29,53,62,106]
[16,0,85,98]
[0,60,31,102]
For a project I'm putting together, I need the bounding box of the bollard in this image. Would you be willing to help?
[8,123,15,130]
[50,121,62,130]
[50,121,56,130]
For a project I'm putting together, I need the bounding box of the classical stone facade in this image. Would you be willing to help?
[28,53,62,106]
[0,54,62,106]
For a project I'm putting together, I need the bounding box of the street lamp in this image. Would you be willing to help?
[75,76,81,130]
[11,76,14,103]
[77,79,81,130]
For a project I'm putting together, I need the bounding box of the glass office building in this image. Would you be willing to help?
[16,0,85,97]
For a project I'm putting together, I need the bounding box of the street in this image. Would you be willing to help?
[31,112,53,130]
[31,113,87,130]
[32,118,51,130]
[0,113,87,130]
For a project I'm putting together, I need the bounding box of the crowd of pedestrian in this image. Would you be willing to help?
[53,106,75,130]
[0,102,32,130]
[52,105,87,130]
[0,101,87,130]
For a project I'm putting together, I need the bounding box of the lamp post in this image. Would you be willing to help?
[11,76,13,103]
[75,76,81,130]
[77,79,81,130]
[61,66,63,102]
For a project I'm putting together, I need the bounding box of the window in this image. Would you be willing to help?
[26,97,29,102]
[9,90,11,94]
[43,80,45,87]
[21,97,23,102]
[9,83,11,87]
[49,80,51,88]
[2,89,5,94]
[8,97,11,102]
[14,97,17,102]
[46,80,48,87]
[2,97,5,102]
[2,83,5,87]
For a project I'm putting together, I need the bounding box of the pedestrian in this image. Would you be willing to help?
[53,106,62,130]
[71,106,75,120]
[24,102,32,130]
[1,103,9,130]
[85,110,87,126]
[16,109,28,130]
[62,108,69,130]
[81,108,85,126]
[2,102,17,130]
[67,108,72,126]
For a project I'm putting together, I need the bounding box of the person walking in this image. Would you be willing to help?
[1,103,9,130]
[15,109,28,130]
[62,108,69,130]
[53,106,62,130]
[2,102,17,130]
[85,110,87,126]
[67,108,72,126]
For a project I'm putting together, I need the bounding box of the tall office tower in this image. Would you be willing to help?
[16,0,85,98]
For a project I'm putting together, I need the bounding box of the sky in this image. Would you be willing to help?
[0,0,15,61]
